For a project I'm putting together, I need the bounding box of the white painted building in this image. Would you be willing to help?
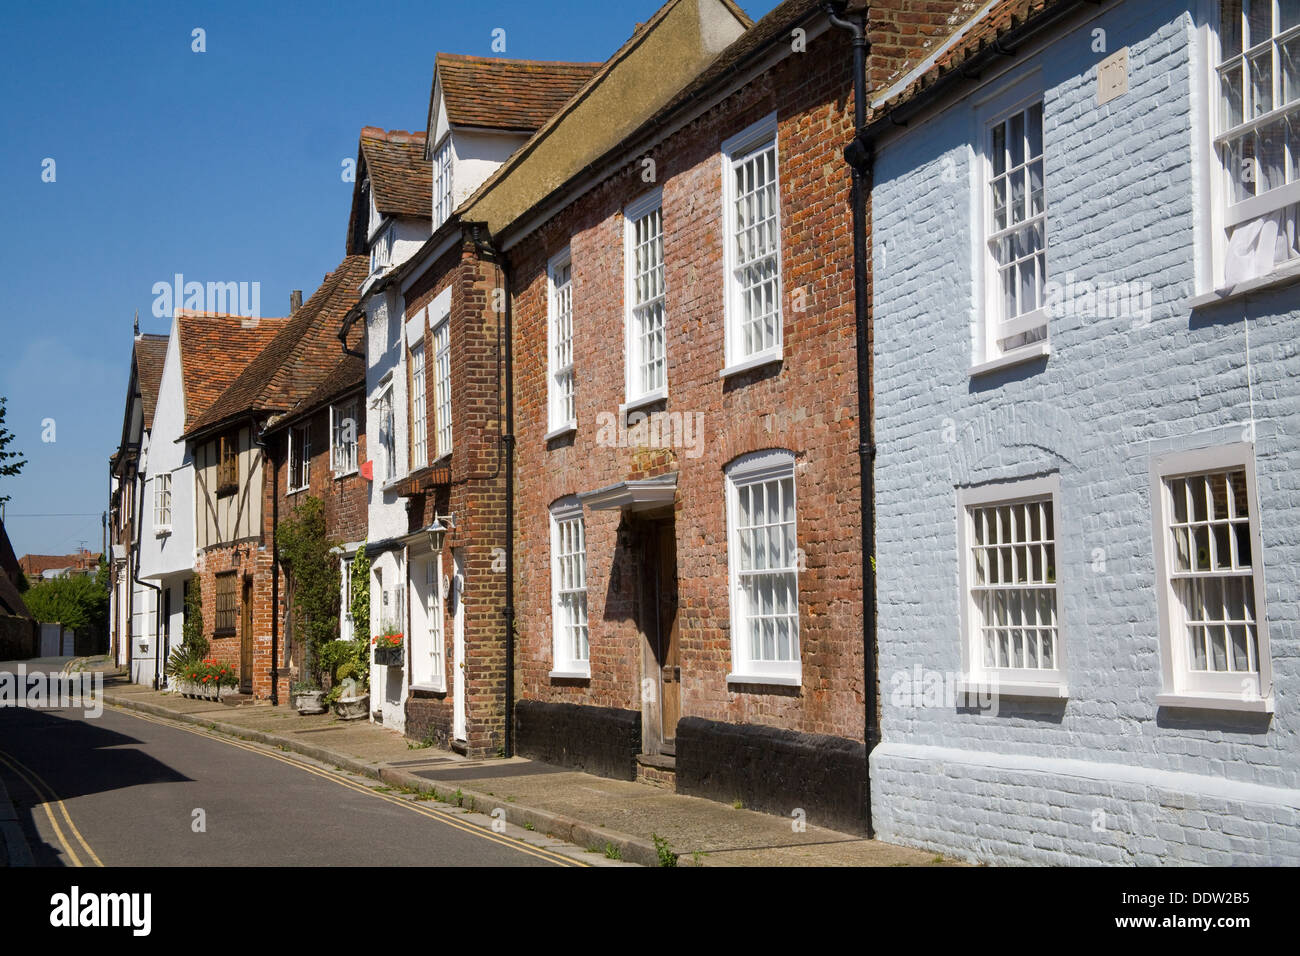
[136,317,198,688]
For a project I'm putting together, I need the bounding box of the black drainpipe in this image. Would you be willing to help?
[826,1,876,838]
[130,461,163,689]
[471,224,515,758]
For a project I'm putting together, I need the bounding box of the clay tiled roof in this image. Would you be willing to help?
[435,53,601,133]
[185,256,368,440]
[360,128,431,219]
[177,313,290,431]
[134,334,169,431]
[867,0,1077,122]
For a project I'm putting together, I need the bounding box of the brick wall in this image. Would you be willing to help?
[511,29,864,749]
[401,239,510,757]
[268,391,369,694]
[870,0,1300,864]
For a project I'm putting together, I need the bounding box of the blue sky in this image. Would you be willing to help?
[0,0,781,558]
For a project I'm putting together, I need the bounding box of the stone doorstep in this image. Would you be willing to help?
[102,689,665,866]
[635,753,677,792]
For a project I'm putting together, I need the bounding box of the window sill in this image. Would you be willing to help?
[333,469,358,481]
[1187,258,1300,309]
[409,682,447,695]
[380,474,408,493]
[1156,691,1274,714]
[719,351,782,380]
[287,486,309,496]
[620,389,667,416]
[956,678,1068,700]
[726,672,801,688]
[969,340,1050,378]
[544,423,577,442]
[154,527,172,538]
[548,669,590,681]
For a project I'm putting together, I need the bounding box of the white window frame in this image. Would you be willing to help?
[369,223,393,276]
[1199,0,1300,291]
[374,382,397,481]
[725,449,801,686]
[547,247,577,438]
[721,111,784,375]
[431,317,452,460]
[971,72,1050,373]
[432,136,453,230]
[340,556,355,642]
[330,400,359,477]
[288,423,311,493]
[956,475,1067,699]
[153,472,172,533]
[1150,443,1273,711]
[411,552,445,691]
[409,340,428,470]
[623,188,667,409]
[549,498,590,679]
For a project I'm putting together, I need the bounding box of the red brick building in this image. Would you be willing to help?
[263,334,369,702]
[183,259,365,700]
[342,60,599,753]
[464,0,873,830]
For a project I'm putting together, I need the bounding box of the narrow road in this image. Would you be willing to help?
[0,663,572,866]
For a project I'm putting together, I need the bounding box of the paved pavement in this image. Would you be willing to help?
[84,662,950,867]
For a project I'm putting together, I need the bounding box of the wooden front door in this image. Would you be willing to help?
[239,577,253,694]
[645,518,680,754]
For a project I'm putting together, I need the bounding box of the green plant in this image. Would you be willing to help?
[180,659,239,691]
[289,681,321,695]
[523,821,535,831]
[603,843,622,861]
[372,626,403,651]
[652,833,678,867]
[732,799,744,810]
[453,788,464,807]
[350,544,371,644]
[277,496,340,683]
[0,396,27,506]
[691,850,707,865]
[23,574,108,633]
[166,581,209,679]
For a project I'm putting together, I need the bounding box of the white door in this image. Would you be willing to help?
[452,550,466,742]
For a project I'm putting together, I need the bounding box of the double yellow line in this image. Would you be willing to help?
[0,748,103,867]
[119,707,584,867]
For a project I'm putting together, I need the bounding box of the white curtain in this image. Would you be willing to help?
[1225,203,1300,285]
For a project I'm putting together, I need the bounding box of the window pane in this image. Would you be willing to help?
[1221,64,1245,129]
[1249,50,1273,117]
[1283,0,1300,32]
[1245,0,1269,50]
[1221,0,1243,60]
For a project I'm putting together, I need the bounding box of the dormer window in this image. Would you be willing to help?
[433,137,452,229]
[370,224,394,275]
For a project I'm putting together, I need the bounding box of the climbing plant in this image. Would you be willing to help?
[277,496,340,683]
[350,542,371,645]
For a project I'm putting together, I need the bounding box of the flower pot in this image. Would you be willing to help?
[294,690,326,715]
[373,646,403,668]
[334,694,369,721]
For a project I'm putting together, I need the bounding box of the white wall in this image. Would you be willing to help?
[139,319,197,583]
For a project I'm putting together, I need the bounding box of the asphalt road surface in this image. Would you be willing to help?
[0,661,570,866]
